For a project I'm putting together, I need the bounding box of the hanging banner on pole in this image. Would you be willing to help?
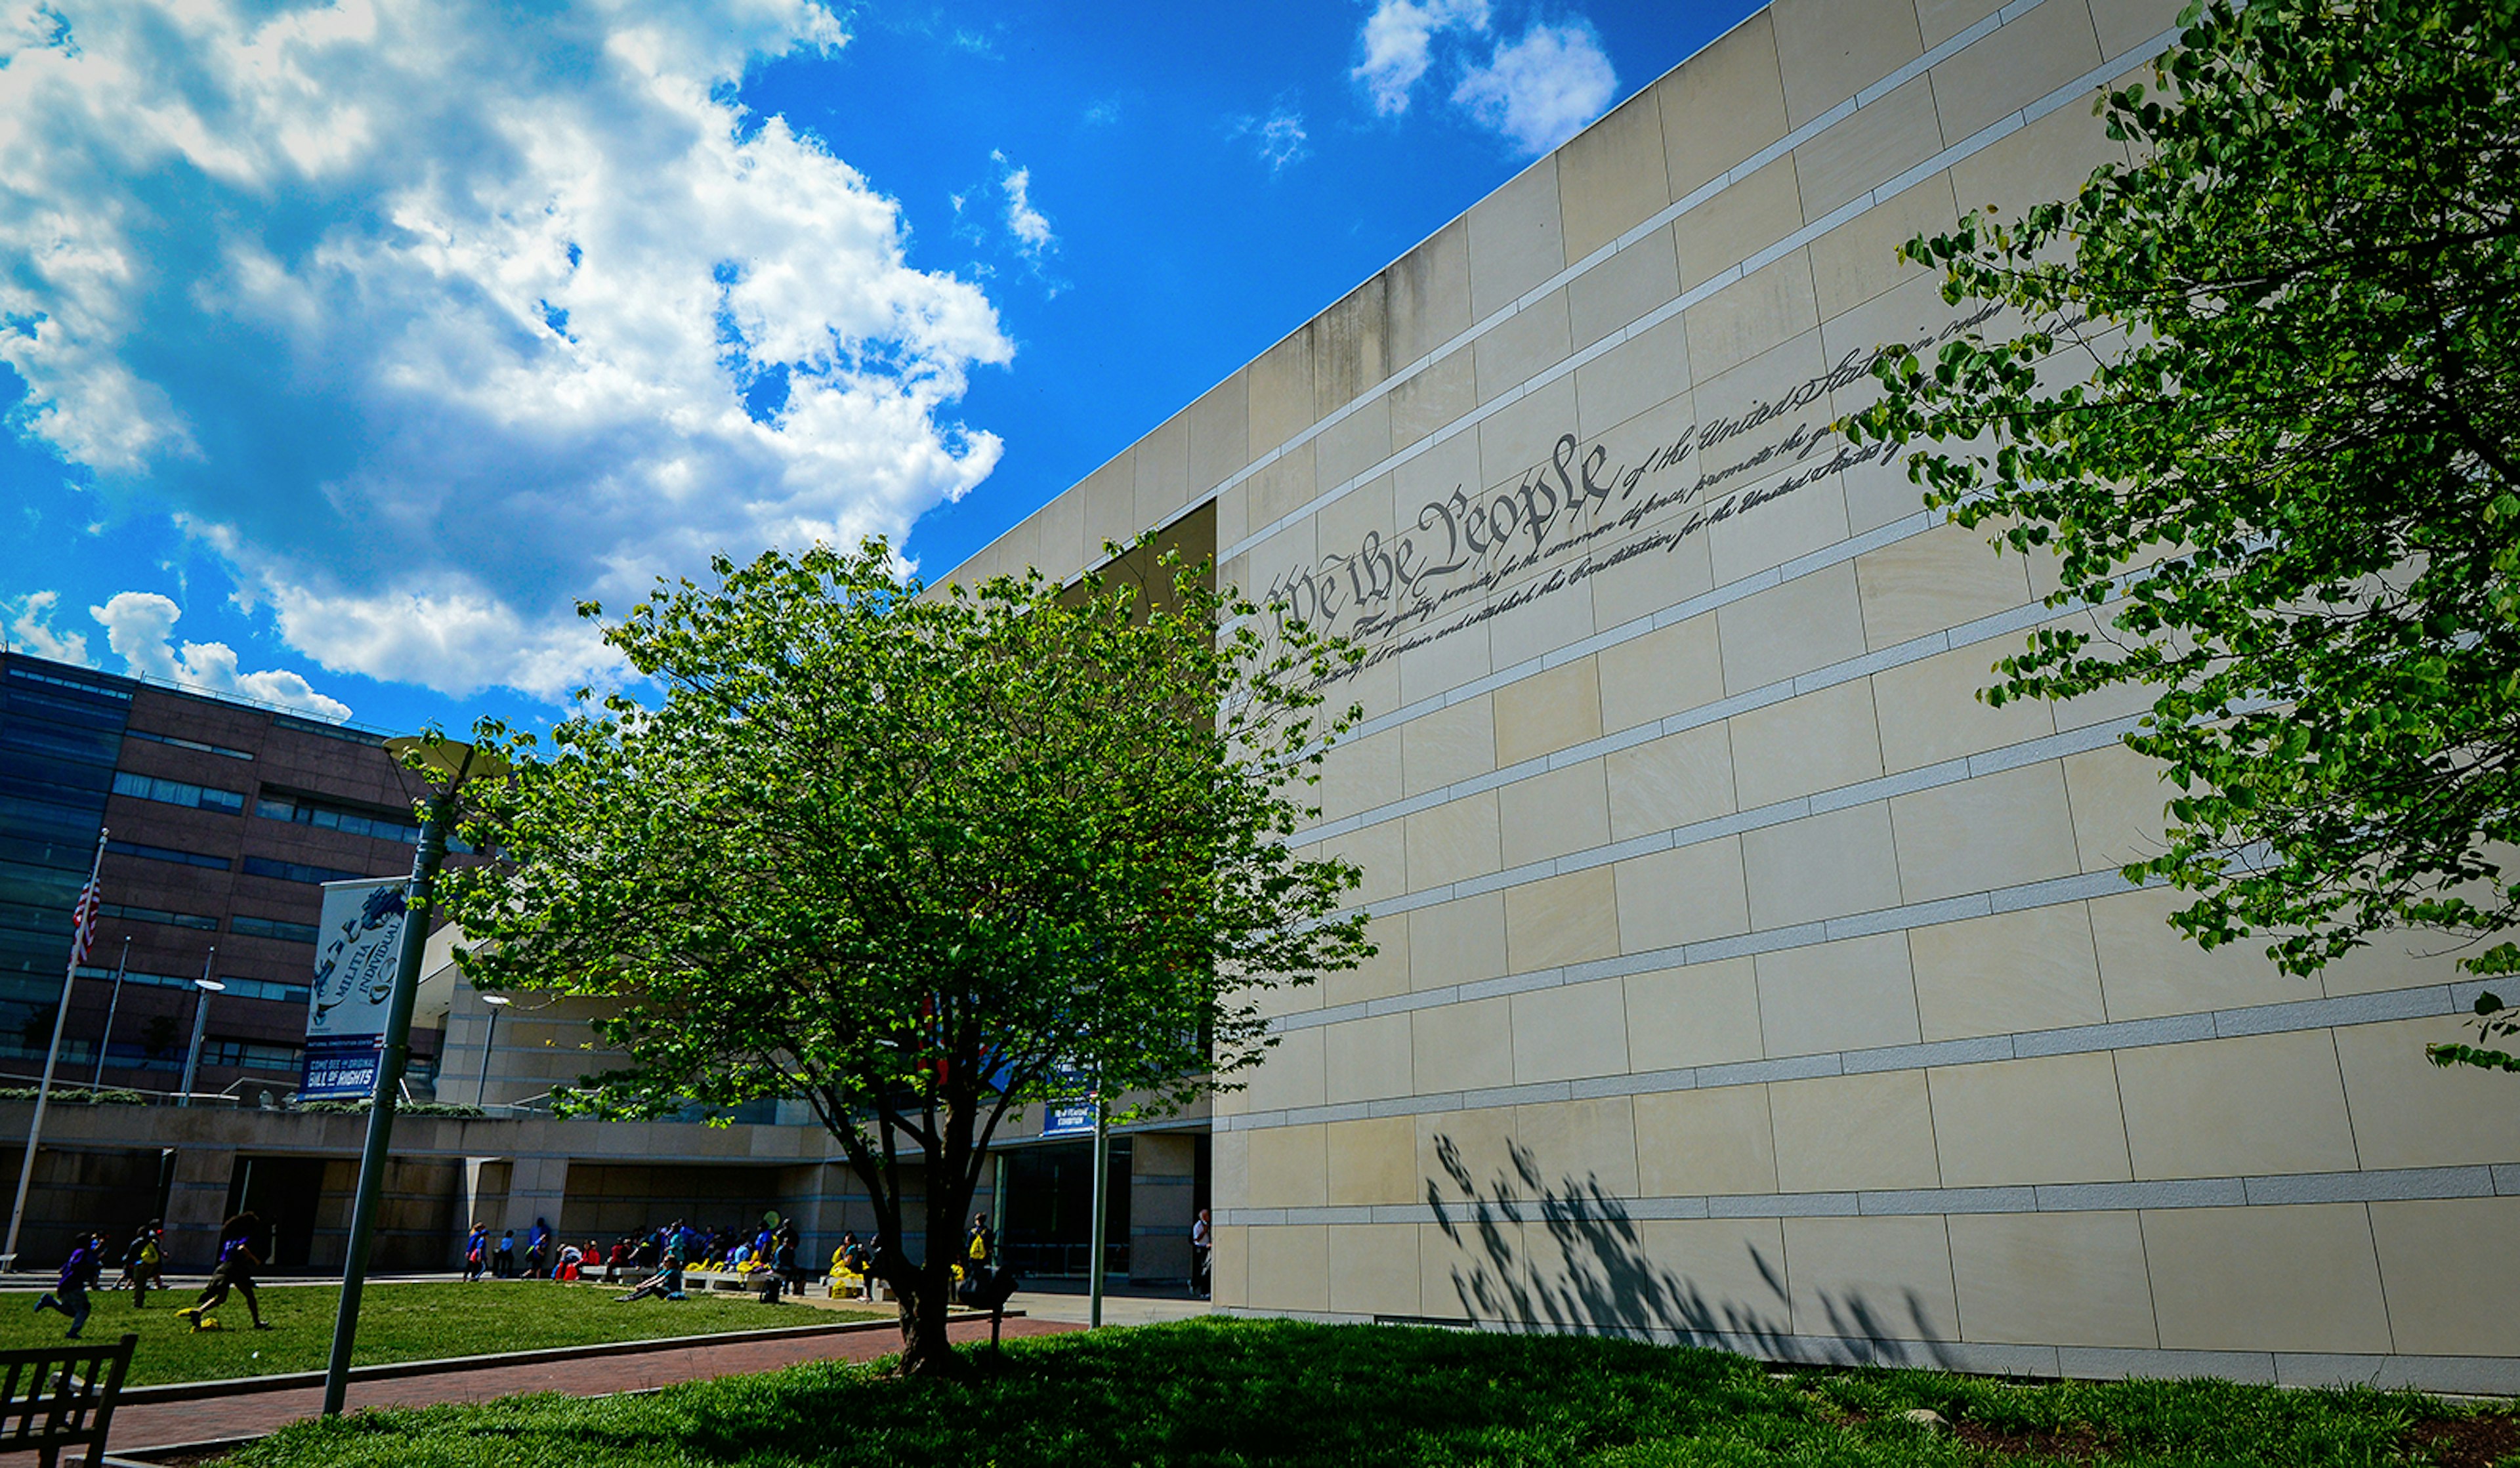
[1040,1064,1097,1137]
[301,877,409,1099]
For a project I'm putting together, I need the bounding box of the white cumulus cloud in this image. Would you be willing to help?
[1351,0,1488,116]
[1452,20,1618,155]
[89,591,353,721]
[993,152,1055,257]
[4,590,92,665]
[0,0,1014,700]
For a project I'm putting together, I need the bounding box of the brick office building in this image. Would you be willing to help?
[0,648,440,1101]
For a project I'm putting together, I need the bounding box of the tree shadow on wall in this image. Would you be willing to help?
[1424,1133,1956,1369]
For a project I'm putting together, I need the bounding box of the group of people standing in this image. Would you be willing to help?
[460,1215,656,1282]
[31,1213,266,1337]
[463,1219,577,1289]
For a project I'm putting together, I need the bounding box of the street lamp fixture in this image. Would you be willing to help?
[475,994,511,1108]
[91,936,133,1090]
[176,963,225,1108]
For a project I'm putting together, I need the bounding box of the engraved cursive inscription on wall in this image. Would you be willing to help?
[1261,302,2015,678]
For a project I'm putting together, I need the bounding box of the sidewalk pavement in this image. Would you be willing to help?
[1003,1284,1214,1327]
[65,1313,1079,1465]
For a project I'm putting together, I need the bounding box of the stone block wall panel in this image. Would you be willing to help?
[936,0,2519,1393]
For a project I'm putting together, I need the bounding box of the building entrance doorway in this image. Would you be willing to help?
[1000,1138,1128,1278]
[225,1155,326,1270]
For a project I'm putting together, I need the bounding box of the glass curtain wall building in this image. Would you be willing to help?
[0,650,437,1098]
[0,658,131,1055]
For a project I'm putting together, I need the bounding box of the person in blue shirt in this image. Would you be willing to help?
[525,1217,552,1280]
[177,1213,270,1331]
[33,1232,104,1338]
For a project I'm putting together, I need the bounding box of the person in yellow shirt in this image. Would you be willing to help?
[118,1221,163,1306]
[829,1231,868,1299]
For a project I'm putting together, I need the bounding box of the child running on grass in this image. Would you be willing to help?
[176,1211,270,1332]
[33,1232,103,1337]
[116,1221,163,1306]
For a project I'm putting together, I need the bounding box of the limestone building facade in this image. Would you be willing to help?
[940,0,2520,1391]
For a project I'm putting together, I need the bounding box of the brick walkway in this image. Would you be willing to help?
[78,1314,1078,1461]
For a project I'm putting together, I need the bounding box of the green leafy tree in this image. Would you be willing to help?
[440,539,1369,1374]
[1847,1,2520,1059]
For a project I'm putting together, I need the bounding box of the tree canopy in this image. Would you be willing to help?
[1847,0,2520,1059]
[440,539,1371,1370]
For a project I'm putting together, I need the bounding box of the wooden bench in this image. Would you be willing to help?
[0,1332,135,1467]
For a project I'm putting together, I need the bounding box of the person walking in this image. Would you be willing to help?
[117,1221,163,1307]
[966,1212,994,1270]
[1189,1208,1211,1299]
[494,1228,516,1278]
[176,1213,270,1331]
[524,1217,551,1280]
[33,1232,104,1338]
[463,1222,489,1282]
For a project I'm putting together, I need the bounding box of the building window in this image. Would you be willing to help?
[74,965,313,1007]
[240,854,382,886]
[2,720,121,766]
[215,974,312,1005]
[112,770,246,814]
[105,839,231,871]
[123,727,253,761]
[96,902,221,933]
[200,1039,303,1074]
[0,792,113,848]
[272,715,383,746]
[4,665,131,703]
[254,791,422,845]
[230,913,320,945]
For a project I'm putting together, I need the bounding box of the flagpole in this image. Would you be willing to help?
[5,828,107,1272]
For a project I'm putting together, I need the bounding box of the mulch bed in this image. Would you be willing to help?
[2404,1412,2520,1468]
[1947,1419,2111,1459]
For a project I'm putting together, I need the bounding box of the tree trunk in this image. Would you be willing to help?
[892,1257,962,1377]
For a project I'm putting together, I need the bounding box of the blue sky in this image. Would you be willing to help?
[0,0,1757,737]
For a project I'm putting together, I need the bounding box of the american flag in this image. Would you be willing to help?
[68,872,102,969]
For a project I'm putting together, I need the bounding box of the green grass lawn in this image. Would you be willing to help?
[228,1317,2515,1467]
[0,1280,881,1387]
